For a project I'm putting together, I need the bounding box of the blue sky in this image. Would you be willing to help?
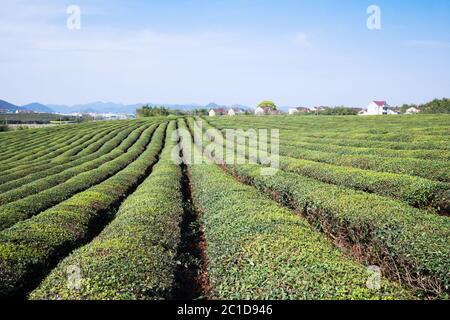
[1,0,449,107]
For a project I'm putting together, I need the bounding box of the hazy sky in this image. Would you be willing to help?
[1,0,449,107]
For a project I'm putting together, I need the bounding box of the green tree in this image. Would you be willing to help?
[319,107,358,116]
[399,98,449,114]
[258,100,277,110]
[420,98,450,114]
[400,104,412,114]
[191,108,209,115]
[136,105,172,117]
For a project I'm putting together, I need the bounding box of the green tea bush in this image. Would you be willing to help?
[189,155,412,299]
[0,122,167,297]
[0,124,158,231]
[228,164,450,297]
[31,122,183,300]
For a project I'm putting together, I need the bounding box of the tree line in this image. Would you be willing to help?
[400,98,450,114]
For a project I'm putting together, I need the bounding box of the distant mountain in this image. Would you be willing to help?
[48,102,154,114]
[2,99,251,115]
[230,104,251,111]
[72,102,139,114]
[0,100,54,113]
[0,99,20,112]
[45,104,70,114]
[162,104,203,111]
[204,102,227,110]
[22,103,54,113]
[48,102,139,114]
[54,102,252,114]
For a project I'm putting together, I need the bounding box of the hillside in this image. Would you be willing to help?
[21,103,54,113]
[0,115,448,300]
[0,100,20,112]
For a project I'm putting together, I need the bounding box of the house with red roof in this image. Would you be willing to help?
[362,101,399,115]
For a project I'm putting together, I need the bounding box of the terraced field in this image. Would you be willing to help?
[0,115,448,300]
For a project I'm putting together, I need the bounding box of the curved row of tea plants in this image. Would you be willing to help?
[228,164,450,297]
[281,144,450,183]
[0,123,158,231]
[0,121,134,182]
[190,118,450,297]
[206,118,450,182]
[1,121,134,169]
[0,122,126,172]
[0,121,147,183]
[0,125,103,165]
[0,124,143,193]
[0,123,90,156]
[177,121,414,299]
[278,138,450,161]
[0,121,167,298]
[31,122,184,300]
[208,115,450,151]
[0,121,122,164]
[200,119,449,211]
[0,124,149,204]
[213,121,449,161]
[0,123,137,184]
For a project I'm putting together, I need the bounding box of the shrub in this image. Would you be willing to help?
[0,122,168,298]
[227,164,450,297]
[189,117,450,297]
[0,125,145,203]
[31,122,182,300]
[185,149,412,298]
[0,123,134,186]
[0,124,159,231]
[200,117,449,210]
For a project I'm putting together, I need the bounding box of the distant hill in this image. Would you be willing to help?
[2,99,251,115]
[230,104,251,111]
[0,99,20,112]
[162,104,203,111]
[48,102,143,114]
[71,102,138,114]
[0,100,54,113]
[205,102,223,110]
[21,103,54,113]
[48,102,241,114]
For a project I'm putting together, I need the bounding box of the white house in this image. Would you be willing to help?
[255,107,265,115]
[289,107,311,115]
[228,109,236,116]
[209,109,216,117]
[288,108,299,115]
[364,101,398,115]
[405,107,420,114]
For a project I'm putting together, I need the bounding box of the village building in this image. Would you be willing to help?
[210,108,241,117]
[405,107,420,114]
[255,107,281,115]
[288,107,310,115]
[254,107,264,115]
[288,108,298,115]
[362,101,398,115]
